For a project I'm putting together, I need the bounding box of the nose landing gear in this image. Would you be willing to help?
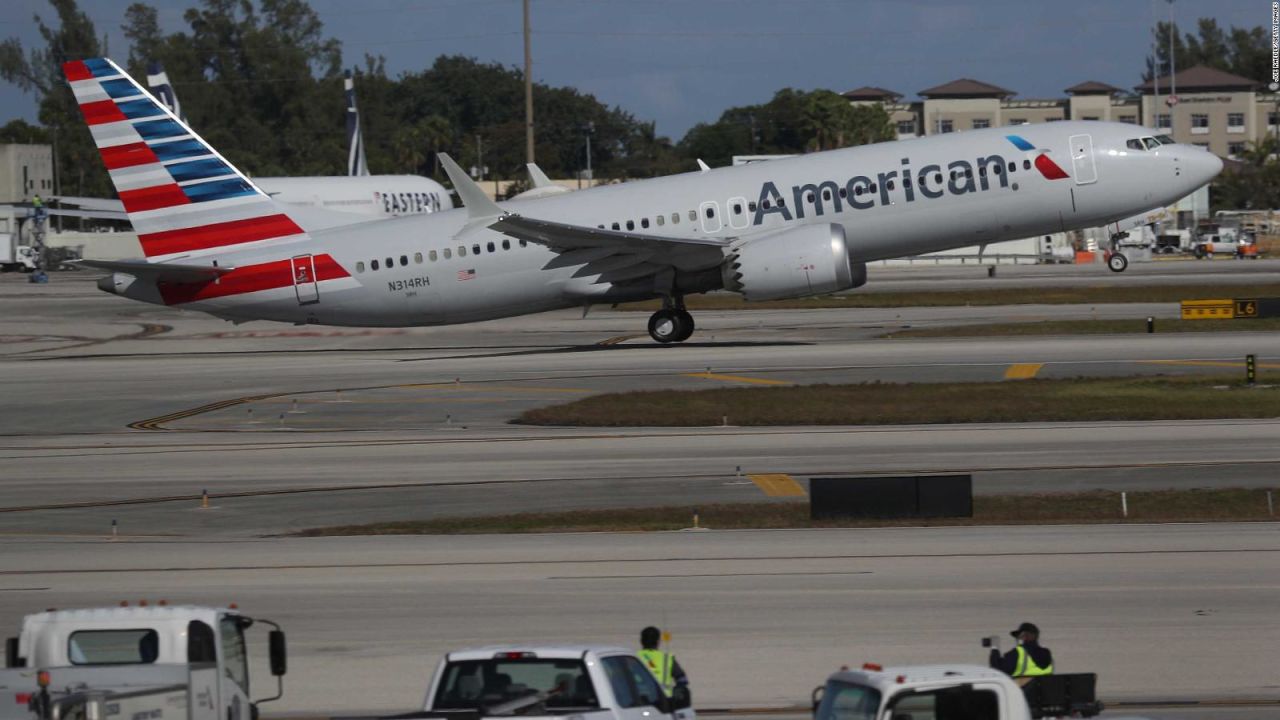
[648,297,695,343]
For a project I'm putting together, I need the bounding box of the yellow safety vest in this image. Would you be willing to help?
[637,648,676,695]
[1014,645,1054,677]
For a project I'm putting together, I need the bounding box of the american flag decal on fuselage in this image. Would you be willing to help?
[64,58,309,263]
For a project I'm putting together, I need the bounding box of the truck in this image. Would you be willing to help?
[0,236,37,273]
[1,605,287,720]
[811,664,1152,720]
[416,646,695,720]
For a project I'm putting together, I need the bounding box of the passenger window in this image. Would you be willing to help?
[671,212,680,224]
[887,180,895,189]
[400,255,408,266]
[472,244,480,255]
[934,173,942,184]
[612,222,620,230]
[458,246,466,257]
[854,186,863,196]
[443,248,451,259]
[486,242,495,253]
[370,259,378,270]
[414,252,422,264]
[356,261,365,273]
[626,220,635,230]
[656,215,664,226]
[519,240,527,247]
[1007,162,1015,172]
[762,199,772,208]
[750,200,760,209]
[705,206,715,218]
[386,257,394,268]
[733,203,742,214]
[688,210,696,221]
[806,193,815,203]
[429,250,438,262]
[641,218,649,228]
[1023,159,1031,170]
[502,239,510,250]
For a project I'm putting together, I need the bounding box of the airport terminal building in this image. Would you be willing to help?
[845,65,1278,160]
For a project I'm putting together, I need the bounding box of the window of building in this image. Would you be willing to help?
[429,250,438,261]
[414,252,423,264]
[1156,113,1171,129]
[1009,118,1028,125]
[1227,113,1245,132]
[972,118,990,129]
[1228,142,1246,156]
[1269,112,1280,128]
[1082,115,1100,121]
[896,120,915,135]
[1118,115,1136,123]
[939,120,953,133]
[1190,114,1210,134]
[1046,116,1063,122]
[1193,141,1210,148]
[356,261,365,273]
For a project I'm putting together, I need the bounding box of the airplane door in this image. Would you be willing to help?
[290,254,319,305]
[1069,134,1098,185]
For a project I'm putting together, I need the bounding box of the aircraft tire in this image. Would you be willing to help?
[1107,252,1128,273]
[648,309,685,344]
[673,310,695,342]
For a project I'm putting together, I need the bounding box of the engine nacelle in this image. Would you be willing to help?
[721,223,867,302]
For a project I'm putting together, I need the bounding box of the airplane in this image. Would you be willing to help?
[68,58,1222,343]
[145,61,452,219]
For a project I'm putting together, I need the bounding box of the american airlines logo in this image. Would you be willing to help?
[751,135,1068,226]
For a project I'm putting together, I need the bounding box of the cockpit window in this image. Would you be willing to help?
[1142,137,1160,150]
[1155,134,1175,145]
[1126,139,1145,151]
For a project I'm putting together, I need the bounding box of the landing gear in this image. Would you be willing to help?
[1107,252,1128,273]
[648,302,695,344]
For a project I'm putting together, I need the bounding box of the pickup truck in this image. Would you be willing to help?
[2,605,286,720]
[811,664,1152,720]
[416,646,694,720]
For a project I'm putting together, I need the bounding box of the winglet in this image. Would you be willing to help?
[526,163,554,189]
[697,159,711,173]
[439,152,504,220]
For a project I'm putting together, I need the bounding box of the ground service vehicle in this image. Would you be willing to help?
[418,646,694,720]
[1,605,286,720]
[811,664,1151,720]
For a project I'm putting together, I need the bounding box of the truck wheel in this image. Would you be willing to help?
[1107,252,1128,273]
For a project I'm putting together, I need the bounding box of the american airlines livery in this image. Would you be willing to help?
[146,62,451,218]
[70,58,1221,343]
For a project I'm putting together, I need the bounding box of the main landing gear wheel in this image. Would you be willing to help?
[648,309,695,343]
[1107,252,1128,273]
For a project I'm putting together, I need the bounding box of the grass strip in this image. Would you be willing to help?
[882,317,1280,338]
[293,489,1280,536]
[514,375,1278,427]
[617,283,1280,310]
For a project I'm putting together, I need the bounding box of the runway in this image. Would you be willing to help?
[1,523,1276,715]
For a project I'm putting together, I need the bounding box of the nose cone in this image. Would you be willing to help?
[1186,146,1224,185]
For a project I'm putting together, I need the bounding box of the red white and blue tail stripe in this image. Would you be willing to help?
[65,57,310,263]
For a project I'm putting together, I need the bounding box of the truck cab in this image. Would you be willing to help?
[3,605,285,720]
[423,646,694,720]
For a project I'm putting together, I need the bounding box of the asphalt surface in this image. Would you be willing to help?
[2,524,1276,715]
[2,264,1279,716]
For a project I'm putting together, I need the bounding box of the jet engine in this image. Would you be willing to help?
[721,223,867,302]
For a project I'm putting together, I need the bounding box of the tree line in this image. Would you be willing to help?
[0,1,1274,210]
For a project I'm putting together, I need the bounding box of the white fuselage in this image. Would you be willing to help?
[110,121,1221,327]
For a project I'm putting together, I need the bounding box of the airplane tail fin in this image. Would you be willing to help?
[145,60,183,121]
[65,57,310,263]
[345,71,370,177]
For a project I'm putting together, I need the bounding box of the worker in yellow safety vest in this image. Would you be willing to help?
[989,622,1054,677]
[638,626,689,697]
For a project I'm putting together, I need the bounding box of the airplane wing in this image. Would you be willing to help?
[73,259,235,283]
[489,213,730,253]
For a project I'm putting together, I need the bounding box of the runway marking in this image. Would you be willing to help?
[1142,359,1280,370]
[550,571,872,580]
[3,548,1278,576]
[1003,363,1044,380]
[684,372,791,386]
[596,335,642,346]
[749,473,807,497]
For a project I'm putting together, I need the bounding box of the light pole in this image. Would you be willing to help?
[1167,0,1176,138]
[523,0,534,165]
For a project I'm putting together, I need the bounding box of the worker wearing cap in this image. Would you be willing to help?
[990,622,1054,677]
[638,626,688,697]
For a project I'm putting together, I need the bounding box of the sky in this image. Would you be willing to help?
[0,0,1269,140]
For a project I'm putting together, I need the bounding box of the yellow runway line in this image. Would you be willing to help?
[749,473,807,497]
[1003,363,1044,380]
[684,372,791,386]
